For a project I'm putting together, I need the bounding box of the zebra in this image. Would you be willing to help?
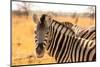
[33,14,96,63]
[63,22,96,40]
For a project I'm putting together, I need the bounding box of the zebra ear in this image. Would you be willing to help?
[45,14,53,24]
[33,14,39,24]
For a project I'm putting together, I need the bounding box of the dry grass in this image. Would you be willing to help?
[12,15,95,66]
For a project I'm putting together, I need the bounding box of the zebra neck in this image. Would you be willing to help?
[46,21,75,62]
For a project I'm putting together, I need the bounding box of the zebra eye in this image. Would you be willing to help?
[46,31,49,34]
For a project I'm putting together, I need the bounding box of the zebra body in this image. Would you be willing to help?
[46,20,95,63]
[33,14,96,63]
[47,33,95,63]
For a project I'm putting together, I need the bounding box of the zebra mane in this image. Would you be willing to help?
[52,19,75,34]
[63,22,74,28]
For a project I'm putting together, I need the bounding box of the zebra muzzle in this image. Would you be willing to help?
[36,43,45,58]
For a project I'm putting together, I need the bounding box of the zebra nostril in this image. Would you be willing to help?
[34,30,37,34]
[36,43,44,54]
[36,47,42,55]
[46,32,49,34]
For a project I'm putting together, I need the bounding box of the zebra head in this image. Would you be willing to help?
[33,14,52,58]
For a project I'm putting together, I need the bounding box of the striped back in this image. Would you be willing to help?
[63,22,96,40]
[76,26,96,40]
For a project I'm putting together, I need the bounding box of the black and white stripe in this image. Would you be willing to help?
[63,22,96,40]
[63,22,84,34]
[76,26,96,40]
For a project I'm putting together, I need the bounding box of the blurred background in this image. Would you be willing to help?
[12,1,95,66]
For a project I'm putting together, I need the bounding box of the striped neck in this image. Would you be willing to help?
[46,19,75,56]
